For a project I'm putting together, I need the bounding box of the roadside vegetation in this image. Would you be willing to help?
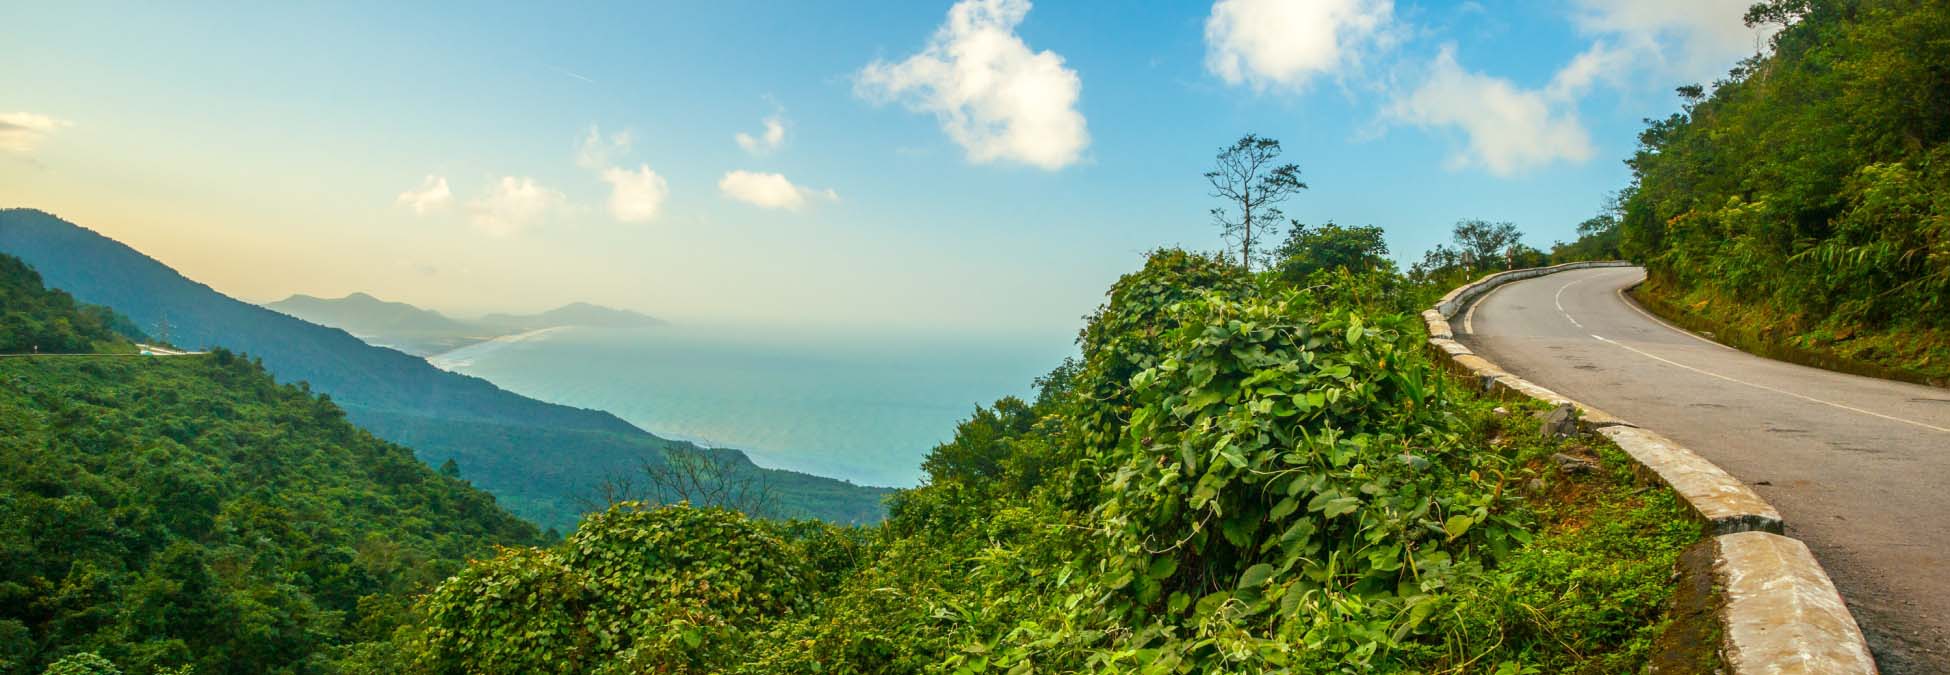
[1618,0,1950,386]
[392,236,1698,672]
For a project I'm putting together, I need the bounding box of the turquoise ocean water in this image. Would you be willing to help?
[429,324,1074,488]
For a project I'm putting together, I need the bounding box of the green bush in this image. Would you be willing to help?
[41,653,119,675]
[413,503,809,673]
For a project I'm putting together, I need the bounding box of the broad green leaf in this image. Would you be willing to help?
[1147,555,1178,580]
[1237,563,1275,589]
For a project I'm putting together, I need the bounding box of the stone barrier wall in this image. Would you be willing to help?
[1426,262,1878,675]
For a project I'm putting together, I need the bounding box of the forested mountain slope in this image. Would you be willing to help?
[0,253,540,674]
[0,209,890,528]
[0,255,141,354]
[1620,0,1950,383]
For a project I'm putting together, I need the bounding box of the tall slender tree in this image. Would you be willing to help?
[1206,134,1307,270]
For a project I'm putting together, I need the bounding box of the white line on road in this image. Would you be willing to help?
[1554,276,1587,328]
[1463,281,1512,335]
[1612,284,1739,352]
[1590,333,1950,434]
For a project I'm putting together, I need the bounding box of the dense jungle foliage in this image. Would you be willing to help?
[0,254,542,674]
[1619,0,1950,383]
[394,249,1699,674]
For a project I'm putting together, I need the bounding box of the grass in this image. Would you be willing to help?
[1632,276,1950,388]
[1400,385,1709,674]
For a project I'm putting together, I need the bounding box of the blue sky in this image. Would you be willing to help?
[0,1,1771,339]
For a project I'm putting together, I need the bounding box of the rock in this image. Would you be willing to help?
[1538,402,1577,438]
[1492,406,1510,416]
[1552,452,1599,475]
[1524,477,1546,494]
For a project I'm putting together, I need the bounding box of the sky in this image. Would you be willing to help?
[0,0,1775,340]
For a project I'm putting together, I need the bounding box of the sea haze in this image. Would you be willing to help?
[429,322,1074,487]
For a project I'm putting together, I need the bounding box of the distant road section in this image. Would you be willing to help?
[1460,266,1950,674]
[0,343,203,358]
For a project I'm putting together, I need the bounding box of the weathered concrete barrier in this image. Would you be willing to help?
[1598,426,1783,535]
[1715,531,1879,674]
[1426,262,1877,675]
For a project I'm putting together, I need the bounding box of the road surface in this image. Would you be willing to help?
[1460,266,1950,674]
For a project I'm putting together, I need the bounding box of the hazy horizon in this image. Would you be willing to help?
[2,1,1774,336]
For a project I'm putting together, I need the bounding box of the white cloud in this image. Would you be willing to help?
[0,112,72,154]
[1546,40,1634,100]
[1386,46,1593,176]
[395,175,453,214]
[717,170,837,211]
[1568,0,1777,88]
[735,114,787,155]
[577,126,635,170]
[1204,0,1396,91]
[856,0,1088,170]
[575,125,671,223]
[468,176,564,236]
[601,164,669,223]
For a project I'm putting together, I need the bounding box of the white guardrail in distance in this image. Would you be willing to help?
[1425,261,1878,675]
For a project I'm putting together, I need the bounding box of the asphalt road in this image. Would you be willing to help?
[1459,266,1950,674]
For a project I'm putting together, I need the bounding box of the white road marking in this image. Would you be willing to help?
[1612,283,1739,352]
[1463,281,1511,335]
[1590,334,1950,434]
[1553,276,1587,328]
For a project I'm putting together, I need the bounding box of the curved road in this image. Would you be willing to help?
[1460,266,1950,674]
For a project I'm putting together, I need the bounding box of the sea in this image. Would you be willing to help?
[427,323,1075,488]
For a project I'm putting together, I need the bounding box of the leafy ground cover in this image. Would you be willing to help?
[394,251,1703,673]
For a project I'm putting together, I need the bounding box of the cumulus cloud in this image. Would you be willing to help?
[468,176,564,236]
[1568,0,1777,87]
[601,164,669,223]
[1546,40,1634,100]
[735,113,787,155]
[856,0,1088,170]
[577,126,635,170]
[717,170,837,211]
[575,125,672,224]
[0,112,72,154]
[1386,46,1593,176]
[1204,0,1396,91]
[395,175,453,214]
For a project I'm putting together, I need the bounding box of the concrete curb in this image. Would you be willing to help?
[1598,426,1783,535]
[1425,262,1877,675]
[1716,532,1879,674]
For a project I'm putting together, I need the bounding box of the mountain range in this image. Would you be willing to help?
[0,208,890,529]
[266,292,663,356]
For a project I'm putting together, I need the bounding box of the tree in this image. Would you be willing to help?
[1206,134,1308,270]
[585,446,780,519]
[1450,219,1525,268]
[41,653,120,675]
[1273,221,1390,281]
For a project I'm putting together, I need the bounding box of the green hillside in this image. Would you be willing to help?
[0,209,890,528]
[1619,0,1950,384]
[0,256,140,354]
[0,253,540,674]
[391,251,1701,673]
